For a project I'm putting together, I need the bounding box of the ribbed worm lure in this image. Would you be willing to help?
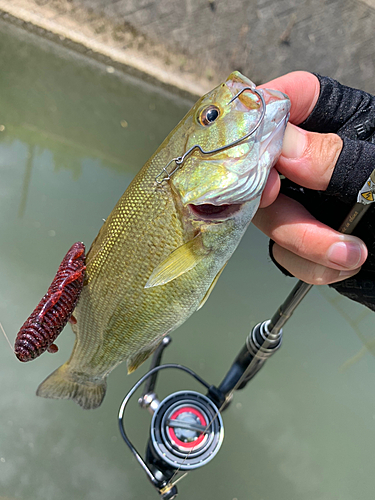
[14,242,86,362]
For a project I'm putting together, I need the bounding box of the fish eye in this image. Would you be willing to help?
[198,105,220,126]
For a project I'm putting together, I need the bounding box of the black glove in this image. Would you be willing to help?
[270,74,375,311]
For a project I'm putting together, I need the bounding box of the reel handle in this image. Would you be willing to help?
[141,336,172,400]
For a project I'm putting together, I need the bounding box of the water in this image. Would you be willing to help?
[1,19,375,500]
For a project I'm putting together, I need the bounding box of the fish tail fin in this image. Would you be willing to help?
[36,363,106,410]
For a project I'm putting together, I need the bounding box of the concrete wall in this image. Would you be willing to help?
[75,0,375,93]
[1,0,374,95]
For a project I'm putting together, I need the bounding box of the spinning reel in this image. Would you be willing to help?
[118,321,282,499]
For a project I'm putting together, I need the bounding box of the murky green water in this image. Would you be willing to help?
[1,19,375,500]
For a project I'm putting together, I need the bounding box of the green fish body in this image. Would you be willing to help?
[37,72,290,409]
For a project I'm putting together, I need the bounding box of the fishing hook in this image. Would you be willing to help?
[155,87,266,184]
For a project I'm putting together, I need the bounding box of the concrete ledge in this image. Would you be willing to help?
[0,0,210,100]
[0,0,374,96]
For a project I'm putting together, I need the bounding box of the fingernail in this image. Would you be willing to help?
[282,123,307,159]
[327,241,364,269]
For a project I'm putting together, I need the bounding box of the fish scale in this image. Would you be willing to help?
[36,72,290,409]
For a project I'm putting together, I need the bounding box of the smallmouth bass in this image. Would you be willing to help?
[37,72,290,409]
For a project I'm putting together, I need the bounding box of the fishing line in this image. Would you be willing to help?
[0,321,13,351]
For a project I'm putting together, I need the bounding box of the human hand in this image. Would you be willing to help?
[253,71,375,288]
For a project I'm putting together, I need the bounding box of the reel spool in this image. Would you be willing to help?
[148,391,224,471]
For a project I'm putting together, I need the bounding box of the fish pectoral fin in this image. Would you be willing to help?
[145,233,209,288]
[197,262,227,311]
[127,346,159,373]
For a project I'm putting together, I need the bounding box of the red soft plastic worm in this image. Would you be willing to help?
[14,242,86,362]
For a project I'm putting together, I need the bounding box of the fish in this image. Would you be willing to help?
[36,71,290,409]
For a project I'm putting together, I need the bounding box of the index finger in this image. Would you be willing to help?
[258,71,320,125]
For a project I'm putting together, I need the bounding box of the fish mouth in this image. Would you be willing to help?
[189,203,243,221]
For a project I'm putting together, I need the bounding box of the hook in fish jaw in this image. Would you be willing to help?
[155,87,266,184]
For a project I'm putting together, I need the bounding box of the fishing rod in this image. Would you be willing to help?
[118,169,375,499]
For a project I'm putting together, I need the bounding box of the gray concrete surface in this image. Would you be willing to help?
[74,0,375,92]
[1,0,374,95]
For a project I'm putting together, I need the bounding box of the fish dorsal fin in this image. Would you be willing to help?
[197,262,227,311]
[145,233,209,289]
